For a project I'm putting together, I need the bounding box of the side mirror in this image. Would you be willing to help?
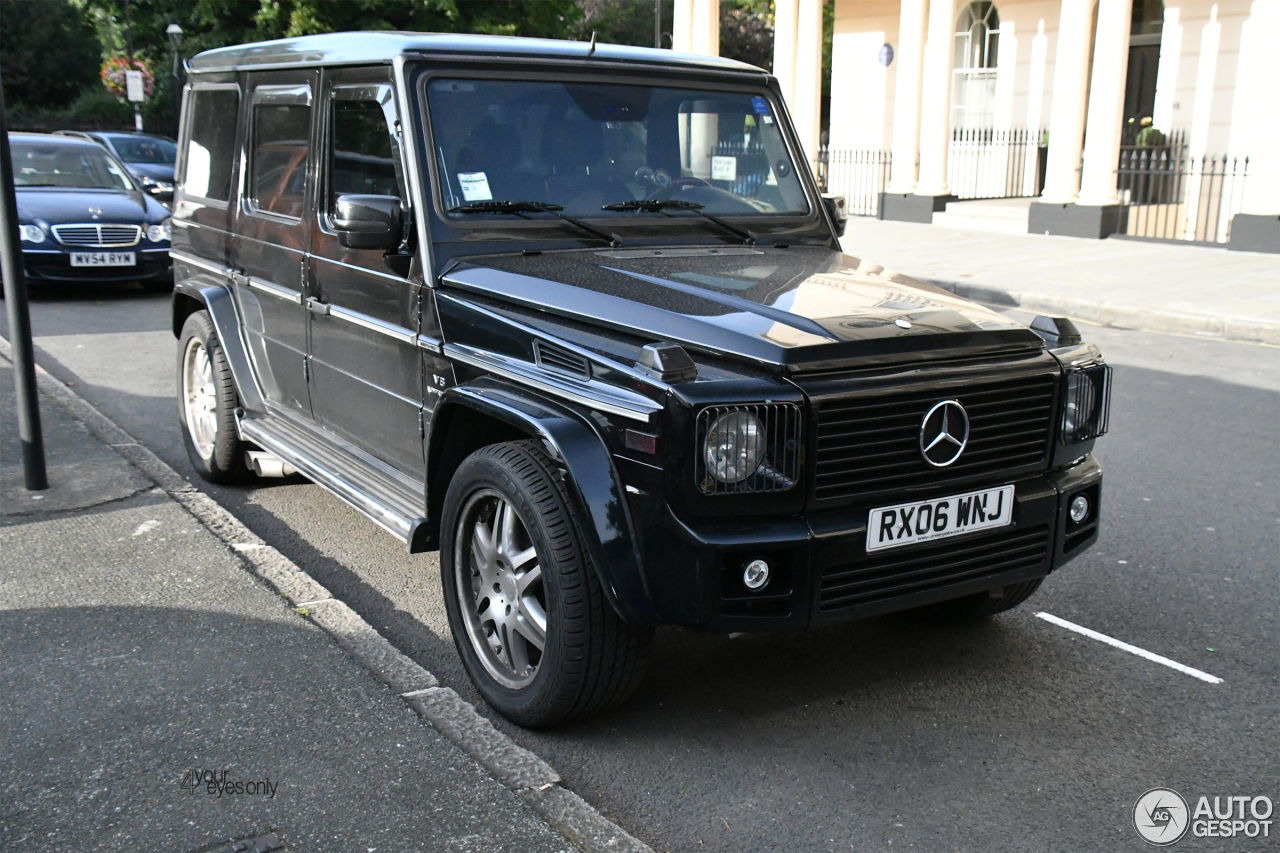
[822,194,848,237]
[334,194,402,250]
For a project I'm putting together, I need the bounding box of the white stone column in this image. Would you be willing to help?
[915,0,959,197]
[1022,19,1049,195]
[673,0,693,52]
[691,0,720,57]
[1230,0,1280,215]
[1151,7,1183,133]
[1039,0,1096,204]
[791,0,825,167]
[1076,0,1134,206]
[886,0,930,193]
[773,0,800,109]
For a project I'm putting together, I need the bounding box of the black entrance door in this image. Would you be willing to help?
[1123,43,1161,143]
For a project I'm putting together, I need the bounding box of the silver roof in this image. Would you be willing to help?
[188,31,764,75]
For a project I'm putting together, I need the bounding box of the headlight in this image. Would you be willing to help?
[146,220,172,243]
[704,410,765,484]
[1061,363,1112,443]
[19,224,46,243]
[696,404,802,494]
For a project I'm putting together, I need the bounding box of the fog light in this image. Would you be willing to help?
[742,559,770,591]
[1069,495,1090,524]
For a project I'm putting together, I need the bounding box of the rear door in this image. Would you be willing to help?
[306,66,425,474]
[231,71,317,419]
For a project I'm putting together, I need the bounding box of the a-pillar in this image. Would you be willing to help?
[880,0,931,220]
[882,0,959,222]
[1029,0,1100,236]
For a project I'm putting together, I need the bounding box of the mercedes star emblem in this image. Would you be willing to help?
[919,400,969,467]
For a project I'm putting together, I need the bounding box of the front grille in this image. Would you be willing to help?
[819,524,1051,612]
[51,223,141,247]
[814,373,1057,501]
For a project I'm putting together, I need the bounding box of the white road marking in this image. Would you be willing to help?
[1035,612,1223,685]
[131,520,160,537]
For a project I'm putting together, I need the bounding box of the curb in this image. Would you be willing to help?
[0,334,653,853]
[925,279,1280,346]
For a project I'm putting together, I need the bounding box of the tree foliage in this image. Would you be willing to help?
[0,0,101,110]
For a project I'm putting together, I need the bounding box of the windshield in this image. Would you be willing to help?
[11,141,135,190]
[425,79,810,222]
[108,135,177,164]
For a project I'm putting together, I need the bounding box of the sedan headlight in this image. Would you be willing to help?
[696,404,801,494]
[1061,363,1112,443]
[19,224,46,243]
[146,220,172,243]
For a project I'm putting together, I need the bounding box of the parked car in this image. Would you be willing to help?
[170,33,1110,727]
[10,132,173,291]
[57,130,177,206]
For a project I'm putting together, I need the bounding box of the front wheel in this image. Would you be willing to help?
[440,440,653,727]
[177,310,246,483]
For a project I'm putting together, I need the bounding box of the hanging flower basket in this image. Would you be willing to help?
[101,56,155,101]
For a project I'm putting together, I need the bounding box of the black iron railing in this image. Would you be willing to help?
[1117,134,1249,243]
[817,147,892,216]
[946,127,1045,199]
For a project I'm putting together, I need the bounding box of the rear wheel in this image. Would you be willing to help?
[441,440,653,727]
[177,310,247,483]
[908,578,1044,622]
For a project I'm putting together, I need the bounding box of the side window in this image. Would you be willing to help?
[249,86,313,219]
[183,87,239,202]
[328,84,406,212]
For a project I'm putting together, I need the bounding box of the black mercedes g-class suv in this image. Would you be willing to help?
[171,33,1110,726]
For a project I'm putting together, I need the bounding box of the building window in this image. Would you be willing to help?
[952,1,1000,128]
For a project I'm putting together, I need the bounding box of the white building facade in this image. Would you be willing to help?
[673,0,1280,250]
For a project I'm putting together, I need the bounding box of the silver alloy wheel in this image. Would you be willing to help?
[454,488,548,689]
[181,336,218,461]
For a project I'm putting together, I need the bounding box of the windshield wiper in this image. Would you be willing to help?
[602,199,758,246]
[449,200,622,248]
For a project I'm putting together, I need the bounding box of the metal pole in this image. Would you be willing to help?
[0,71,49,491]
[655,0,662,48]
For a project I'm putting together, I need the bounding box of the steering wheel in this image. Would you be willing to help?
[645,176,711,201]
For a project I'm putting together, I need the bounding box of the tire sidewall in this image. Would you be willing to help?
[177,311,244,482]
[440,447,579,726]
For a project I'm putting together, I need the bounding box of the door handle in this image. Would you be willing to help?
[306,297,330,316]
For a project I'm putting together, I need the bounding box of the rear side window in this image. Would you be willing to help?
[329,84,405,210]
[250,85,312,219]
[183,87,239,202]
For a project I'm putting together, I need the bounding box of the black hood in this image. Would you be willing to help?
[124,161,176,182]
[441,246,1043,371]
[17,187,163,225]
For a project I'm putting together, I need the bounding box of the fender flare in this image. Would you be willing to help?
[174,278,265,413]
[429,378,661,626]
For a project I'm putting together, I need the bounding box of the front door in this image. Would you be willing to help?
[306,67,425,475]
[231,71,317,418]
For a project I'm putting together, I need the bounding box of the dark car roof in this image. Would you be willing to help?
[188,31,764,76]
[11,131,103,150]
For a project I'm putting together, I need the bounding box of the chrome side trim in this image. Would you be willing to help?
[247,276,303,304]
[416,335,442,354]
[328,304,417,344]
[170,249,234,280]
[444,343,662,423]
[312,254,409,284]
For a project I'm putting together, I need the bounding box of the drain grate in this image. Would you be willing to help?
[198,833,286,853]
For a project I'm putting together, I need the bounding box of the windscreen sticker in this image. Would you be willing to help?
[711,155,738,182]
[457,171,492,202]
[752,96,770,114]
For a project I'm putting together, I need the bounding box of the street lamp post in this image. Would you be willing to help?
[167,24,184,140]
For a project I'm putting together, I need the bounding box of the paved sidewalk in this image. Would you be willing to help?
[0,351,579,852]
[841,219,1280,344]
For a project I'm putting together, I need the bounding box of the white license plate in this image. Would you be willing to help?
[70,251,135,267]
[867,485,1015,552]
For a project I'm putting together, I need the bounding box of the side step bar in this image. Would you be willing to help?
[237,412,434,553]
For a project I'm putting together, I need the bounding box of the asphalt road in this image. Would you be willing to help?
[3,282,1277,852]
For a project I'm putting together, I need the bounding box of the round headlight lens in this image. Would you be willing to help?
[146,221,172,243]
[703,410,765,484]
[1062,371,1085,437]
[1069,494,1090,523]
[19,224,46,243]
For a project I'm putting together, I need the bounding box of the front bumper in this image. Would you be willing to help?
[633,454,1103,632]
[22,247,172,283]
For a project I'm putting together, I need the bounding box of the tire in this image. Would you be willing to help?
[177,310,247,483]
[907,578,1044,622]
[441,440,653,727]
